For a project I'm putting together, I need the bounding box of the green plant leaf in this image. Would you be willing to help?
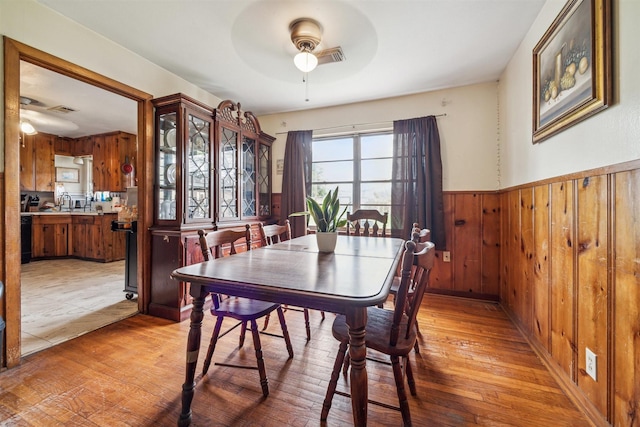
[287,186,346,233]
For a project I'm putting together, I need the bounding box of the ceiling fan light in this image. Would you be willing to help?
[294,51,318,73]
[20,120,37,135]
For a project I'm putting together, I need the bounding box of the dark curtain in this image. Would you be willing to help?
[281,130,313,238]
[391,116,446,249]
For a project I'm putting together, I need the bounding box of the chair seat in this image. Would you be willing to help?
[213,297,281,320]
[332,307,417,357]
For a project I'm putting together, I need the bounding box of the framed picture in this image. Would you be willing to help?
[56,167,80,183]
[532,0,611,144]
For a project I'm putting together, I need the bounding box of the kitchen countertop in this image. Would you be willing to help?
[21,211,115,216]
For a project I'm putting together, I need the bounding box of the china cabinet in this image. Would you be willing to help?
[148,95,274,321]
[215,100,274,224]
[149,94,215,321]
[152,94,214,228]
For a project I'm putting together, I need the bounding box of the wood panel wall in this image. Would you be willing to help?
[429,191,501,299]
[0,172,5,368]
[500,163,640,427]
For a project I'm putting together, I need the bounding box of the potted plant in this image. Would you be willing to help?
[290,186,348,252]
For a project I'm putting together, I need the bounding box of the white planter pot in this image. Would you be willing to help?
[316,232,338,253]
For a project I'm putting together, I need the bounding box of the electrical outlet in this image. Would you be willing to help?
[443,251,451,262]
[586,347,597,381]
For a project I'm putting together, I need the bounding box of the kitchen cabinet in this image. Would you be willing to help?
[215,100,274,223]
[71,215,102,259]
[73,136,94,156]
[54,137,73,156]
[20,133,35,191]
[32,215,70,258]
[32,213,124,262]
[54,136,93,157]
[20,132,55,192]
[92,131,137,191]
[34,133,55,191]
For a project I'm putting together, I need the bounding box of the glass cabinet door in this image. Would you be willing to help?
[219,126,238,220]
[186,113,210,221]
[241,136,256,217]
[258,142,270,216]
[158,112,177,221]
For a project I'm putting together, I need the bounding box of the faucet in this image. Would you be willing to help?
[61,193,72,211]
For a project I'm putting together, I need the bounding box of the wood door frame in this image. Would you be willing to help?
[3,37,154,368]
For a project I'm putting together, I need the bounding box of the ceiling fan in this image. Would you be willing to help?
[289,18,345,73]
[20,95,79,135]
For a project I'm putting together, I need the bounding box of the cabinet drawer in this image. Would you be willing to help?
[32,215,71,225]
[72,216,96,225]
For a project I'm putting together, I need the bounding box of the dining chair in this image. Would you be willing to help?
[389,226,431,303]
[346,209,388,237]
[380,224,429,307]
[198,225,294,397]
[321,238,435,426]
[258,220,315,341]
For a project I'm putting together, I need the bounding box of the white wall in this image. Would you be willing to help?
[259,82,500,193]
[499,0,640,188]
[0,0,223,170]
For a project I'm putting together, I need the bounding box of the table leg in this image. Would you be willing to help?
[345,307,368,426]
[178,287,206,427]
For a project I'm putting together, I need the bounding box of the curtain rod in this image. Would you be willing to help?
[275,113,447,136]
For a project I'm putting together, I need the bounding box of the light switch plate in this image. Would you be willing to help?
[586,347,597,381]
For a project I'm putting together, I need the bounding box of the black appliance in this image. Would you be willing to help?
[111,220,137,299]
[21,214,32,264]
[20,194,31,212]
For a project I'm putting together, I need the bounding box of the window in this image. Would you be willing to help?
[311,132,393,223]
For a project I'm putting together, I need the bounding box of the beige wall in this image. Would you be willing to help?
[499,0,640,188]
[259,82,500,193]
[0,0,222,171]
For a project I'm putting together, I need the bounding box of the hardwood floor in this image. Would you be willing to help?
[0,294,590,426]
[20,259,138,356]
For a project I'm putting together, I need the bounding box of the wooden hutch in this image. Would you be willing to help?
[149,94,274,321]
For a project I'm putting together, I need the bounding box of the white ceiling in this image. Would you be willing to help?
[26,0,545,137]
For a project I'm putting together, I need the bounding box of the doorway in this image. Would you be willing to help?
[3,37,153,367]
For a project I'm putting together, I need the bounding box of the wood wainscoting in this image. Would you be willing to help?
[500,160,640,427]
[271,191,503,300]
[272,168,639,427]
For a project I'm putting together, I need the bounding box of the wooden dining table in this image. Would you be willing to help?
[171,234,405,426]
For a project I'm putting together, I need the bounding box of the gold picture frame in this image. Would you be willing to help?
[532,0,611,144]
[56,167,80,183]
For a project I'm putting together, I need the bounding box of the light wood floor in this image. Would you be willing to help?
[0,294,590,426]
[20,259,139,356]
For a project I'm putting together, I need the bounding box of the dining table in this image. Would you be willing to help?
[171,234,405,426]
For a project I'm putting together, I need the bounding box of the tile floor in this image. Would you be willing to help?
[20,258,139,356]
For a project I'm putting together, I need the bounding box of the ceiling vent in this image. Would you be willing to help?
[47,105,76,114]
[316,47,346,65]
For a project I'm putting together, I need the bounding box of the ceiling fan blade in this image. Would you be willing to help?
[21,109,79,133]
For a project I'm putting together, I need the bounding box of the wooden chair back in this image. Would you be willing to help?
[198,225,251,309]
[346,209,388,237]
[413,227,431,243]
[391,239,435,346]
[258,220,291,246]
[198,224,251,261]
